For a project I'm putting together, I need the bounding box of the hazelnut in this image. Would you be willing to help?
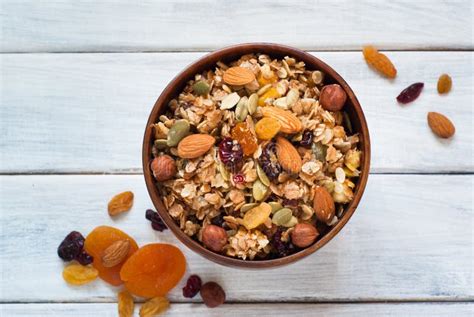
[320,84,347,112]
[150,155,176,182]
[202,225,227,252]
[291,223,319,248]
[200,281,226,308]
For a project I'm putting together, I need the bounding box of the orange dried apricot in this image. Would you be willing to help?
[437,74,452,94]
[258,87,281,107]
[120,244,186,298]
[62,263,98,285]
[362,46,397,79]
[84,226,139,286]
[108,191,134,216]
[231,122,258,156]
[255,117,281,140]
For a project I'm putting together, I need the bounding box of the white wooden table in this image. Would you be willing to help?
[1,1,473,316]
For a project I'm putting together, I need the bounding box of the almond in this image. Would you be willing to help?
[275,136,302,174]
[223,67,256,86]
[427,112,455,138]
[313,186,335,224]
[261,106,302,134]
[102,240,130,268]
[177,134,216,159]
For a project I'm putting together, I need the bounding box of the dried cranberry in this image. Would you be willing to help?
[218,138,243,173]
[259,141,282,180]
[232,173,245,184]
[271,227,295,258]
[396,82,424,104]
[182,274,202,298]
[75,250,93,265]
[300,130,314,148]
[57,231,85,262]
[145,209,167,232]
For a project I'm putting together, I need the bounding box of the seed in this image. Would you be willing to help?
[281,216,298,228]
[252,180,268,201]
[256,163,270,186]
[286,88,300,107]
[268,202,283,213]
[241,203,259,213]
[192,80,210,96]
[167,120,190,147]
[247,93,258,115]
[220,92,240,110]
[235,96,249,122]
[272,208,293,225]
[312,142,327,162]
[257,84,272,96]
[335,167,346,183]
[154,139,168,150]
[218,162,230,181]
[311,71,324,85]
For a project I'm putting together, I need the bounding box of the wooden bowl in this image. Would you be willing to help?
[143,43,370,268]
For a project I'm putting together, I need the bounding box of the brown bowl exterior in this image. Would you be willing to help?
[143,43,370,269]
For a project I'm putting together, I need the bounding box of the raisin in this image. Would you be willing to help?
[218,137,243,173]
[271,227,296,258]
[200,282,226,308]
[255,117,281,140]
[75,250,94,265]
[300,130,314,148]
[396,82,424,104]
[62,263,98,285]
[182,274,202,298]
[139,297,170,317]
[118,290,135,317]
[57,231,85,262]
[108,191,134,216]
[231,122,258,156]
[282,198,299,210]
[437,74,452,94]
[258,87,281,107]
[258,141,282,180]
[145,209,167,232]
[363,46,397,79]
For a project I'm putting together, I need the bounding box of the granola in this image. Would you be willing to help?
[150,53,362,260]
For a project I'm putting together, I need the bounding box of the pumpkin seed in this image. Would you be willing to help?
[167,120,190,147]
[286,88,300,107]
[256,163,270,187]
[241,203,259,213]
[342,111,353,134]
[257,84,272,96]
[311,71,324,85]
[282,215,298,228]
[154,139,168,150]
[218,162,230,181]
[193,80,210,96]
[272,208,293,225]
[220,92,240,110]
[252,180,268,201]
[273,97,289,109]
[269,202,283,213]
[235,96,249,122]
[312,142,327,162]
[247,93,258,115]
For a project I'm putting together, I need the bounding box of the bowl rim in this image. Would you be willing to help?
[142,43,371,269]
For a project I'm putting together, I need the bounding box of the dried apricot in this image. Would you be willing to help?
[62,263,98,285]
[84,226,139,286]
[108,191,134,216]
[120,244,186,298]
[363,46,397,79]
[118,290,135,317]
[139,297,170,317]
[258,87,281,107]
[257,70,277,86]
[255,117,281,140]
[231,122,258,156]
[437,74,452,94]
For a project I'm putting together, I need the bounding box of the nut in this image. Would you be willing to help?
[320,84,347,112]
[151,155,177,182]
[275,136,302,174]
[102,240,130,268]
[177,134,216,159]
[291,223,319,248]
[261,106,302,134]
[202,225,227,252]
[427,112,455,138]
[200,281,226,308]
[223,67,256,86]
[313,186,335,224]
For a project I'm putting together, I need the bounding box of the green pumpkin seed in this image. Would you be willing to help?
[154,139,168,150]
[312,142,328,162]
[235,96,249,122]
[257,84,272,96]
[167,120,190,147]
[220,92,240,110]
[282,215,298,228]
[252,180,268,201]
[218,162,230,181]
[269,202,283,213]
[342,111,353,134]
[240,203,259,213]
[247,93,258,115]
[272,208,293,225]
[193,80,210,96]
[256,163,270,187]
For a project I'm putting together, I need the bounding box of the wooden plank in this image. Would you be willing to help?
[0,174,472,302]
[1,0,472,52]
[1,52,472,174]
[2,303,473,317]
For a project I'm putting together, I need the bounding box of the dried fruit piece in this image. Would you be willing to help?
[218,137,244,173]
[145,209,168,232]
[151,155,176,182]
[257,69,277,86]
[139,297,170,317]
[259,141,282,180]
[320,84,347,111]
[192,80,210,96]
[275,136,302,174]
[223,67,256,86]
[363,46,397,79]
[75,250,94,265]
[108,191,134,216]
[291,223,319,248]
[261,106,302,134]
[118,290,135,317]
[62,263,98,285]
[271,227,296,257]
[255,117,281,140]
[258,87,281,107]
[396,82,424,104]
[427,112,455,138]
[231,122,258,156]
[177,134,216,159]
[300,130,314,148]
[202,225,228,252]
[243,202,272,230]
[57,231,85,262]
[120,244,186,298]
[182,275,202,298]
[437,74,452,94]
[200,282,226,308]
[102,240,131,268]
[84,226,139,286]
[313,187,335,224]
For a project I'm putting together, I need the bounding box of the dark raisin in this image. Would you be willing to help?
[57,231,85,262]
[211,214,225,228]
[182,274,202,298]
[75,250,93,265]
[218,137,244,173]
[145,209,168,232]
[396,82,424,104]
[259,141,282,180]
[300,130,314,148]
[145,209,155,221]
[271,227,295,258]
[282,198,299,209]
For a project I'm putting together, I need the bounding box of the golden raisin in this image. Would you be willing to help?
[362,46,397,79]
[437,74,452,94]
[139,297,170,317]
[231,122,258,156]
[258,87,281,107]
[62,263,98,285]
[255,117,281,140]
[243,202,272,230]
[118,290,135,317]
[257,71,277,86]
[108,191,134,216]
